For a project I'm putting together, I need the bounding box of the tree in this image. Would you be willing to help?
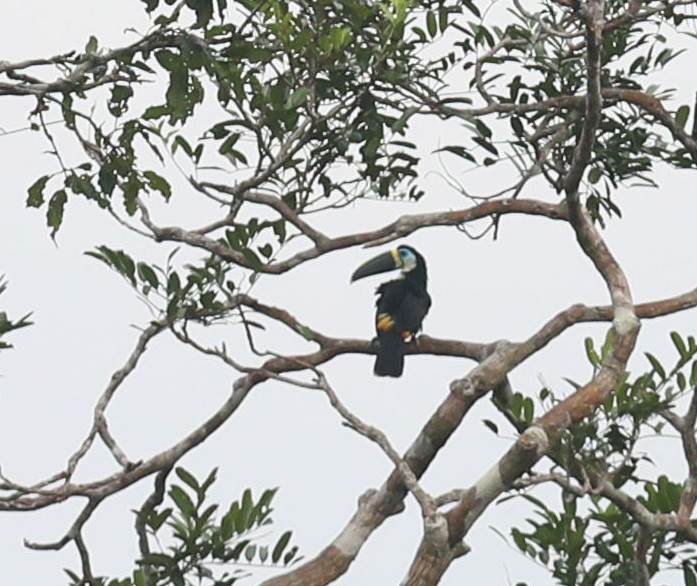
[2,0,697,584]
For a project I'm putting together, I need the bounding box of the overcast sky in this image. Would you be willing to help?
[2,2,697,585]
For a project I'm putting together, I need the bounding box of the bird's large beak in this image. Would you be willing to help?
[351,249,401,282]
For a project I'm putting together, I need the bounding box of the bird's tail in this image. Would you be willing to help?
[374,333,404,377]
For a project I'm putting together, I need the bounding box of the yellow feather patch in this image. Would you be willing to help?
[391,248,402,267]
[376,313,395,331]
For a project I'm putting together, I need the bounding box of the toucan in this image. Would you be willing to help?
[351,245,431,377]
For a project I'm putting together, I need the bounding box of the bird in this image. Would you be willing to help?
[351,245,431,377]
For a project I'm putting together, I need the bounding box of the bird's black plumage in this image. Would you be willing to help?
[351,246,431,377]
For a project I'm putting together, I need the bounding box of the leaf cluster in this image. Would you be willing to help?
[65,468,301,586]
[0,277,32,351]
[506,332,697,585]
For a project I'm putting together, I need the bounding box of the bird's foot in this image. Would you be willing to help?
[401,331,416,344]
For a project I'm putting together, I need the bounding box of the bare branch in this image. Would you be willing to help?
[315,373,437,519]
[65,321,165,479]
[135,467,173,586]
[141,198,568,273]
[662,389,697,526]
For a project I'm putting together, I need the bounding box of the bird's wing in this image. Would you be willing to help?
[375,280,408,332]
[397,290,431,333]
[376,281,430,334]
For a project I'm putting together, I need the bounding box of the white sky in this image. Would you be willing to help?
[1,2,697,585]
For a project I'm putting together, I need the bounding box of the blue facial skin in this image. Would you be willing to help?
[397,247,417,272]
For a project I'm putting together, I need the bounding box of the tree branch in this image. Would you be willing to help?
[141,198,568,274]
[315,373,437,519]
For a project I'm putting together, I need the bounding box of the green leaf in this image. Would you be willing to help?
[472,136,498,155]
[283,545,299,565]
[218,132,241,156]
[145,508,172,531]
[671,331,688,359]
[644,352,666,380]
[676,105,690,129]
[85,35,99,54]
[232,494,247,534]
[438,7,449,32]
[601,328,615,359]
[461,0,481,17]
[143,105,170,120]
[240,488,254,530]
[221,505,236,540]
[584,337,600,367]
[167,271,181,295]
[166,67,191,122]
[254,488,277,525]
[133,569,147,586]
[140,552,174,567]
[201,467,218,493]
[155,49,179,71]
[391,106,419,134]
[426,11,437,37]
[588,167,602,184]
[170,570,185,586]
[284,87,310,110]
[522,397,534,423]
[175,467,198,492]
[169,485,195,517]
[47,189,67,236]
[187,0,214,28]
[434,145,475,162]
[98,164,117,197]
[172,135,193,157]
[482,419,499,435]
[244,543,257,563]
[272,530,292,564]
[109,84,134,117]
[27,175,50,208]
[511,528,528,553]
[143,170,172,200]
[228,539,250,561]
[273,220,286,244]
[242,248,263,270]
[122,174,143,216]
[67,174,101,202]
[474,119,492,139]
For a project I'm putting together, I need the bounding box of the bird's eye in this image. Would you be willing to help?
[399,249,410,258]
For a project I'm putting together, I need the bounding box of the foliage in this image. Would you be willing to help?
[0,276,32,351]
[504,333,697,585]
[64,468,300,586]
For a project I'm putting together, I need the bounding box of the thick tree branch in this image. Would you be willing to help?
[399,2,643,581]
[259,276,697,586]
[315,373,437,520]
[141,198,568,273]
